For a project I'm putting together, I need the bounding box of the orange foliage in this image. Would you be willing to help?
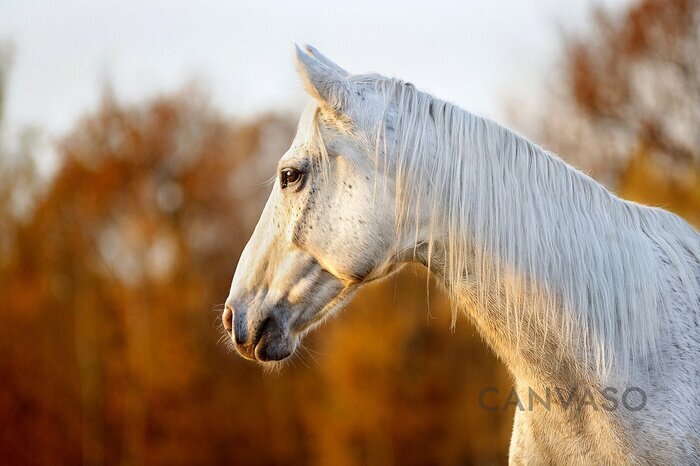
[533,0,700,222]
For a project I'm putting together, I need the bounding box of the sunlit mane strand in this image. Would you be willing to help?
[363,76,700,380]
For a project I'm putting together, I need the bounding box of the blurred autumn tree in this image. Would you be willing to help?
[527,0,700,225]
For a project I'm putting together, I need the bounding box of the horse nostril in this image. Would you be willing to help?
[222,306,233,335]
[253,316,273,347]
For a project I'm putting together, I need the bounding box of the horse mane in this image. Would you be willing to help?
[306,72,700,380]
[328,75,700,380]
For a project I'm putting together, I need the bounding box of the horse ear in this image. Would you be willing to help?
[295,44,349,111]
[304,45,350,77]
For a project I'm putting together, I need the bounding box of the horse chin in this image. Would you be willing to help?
[286,288,356,341]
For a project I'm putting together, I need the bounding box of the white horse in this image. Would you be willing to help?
[224,45,700,464]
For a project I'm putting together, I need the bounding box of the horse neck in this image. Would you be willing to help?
[398,110,623,389]
[417,242,592,389]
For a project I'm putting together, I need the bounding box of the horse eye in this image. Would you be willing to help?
[280,168,302,189]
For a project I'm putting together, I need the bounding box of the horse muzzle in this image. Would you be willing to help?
[223,304,296,362]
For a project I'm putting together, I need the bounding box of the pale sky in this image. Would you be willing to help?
[2,0,630,140]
